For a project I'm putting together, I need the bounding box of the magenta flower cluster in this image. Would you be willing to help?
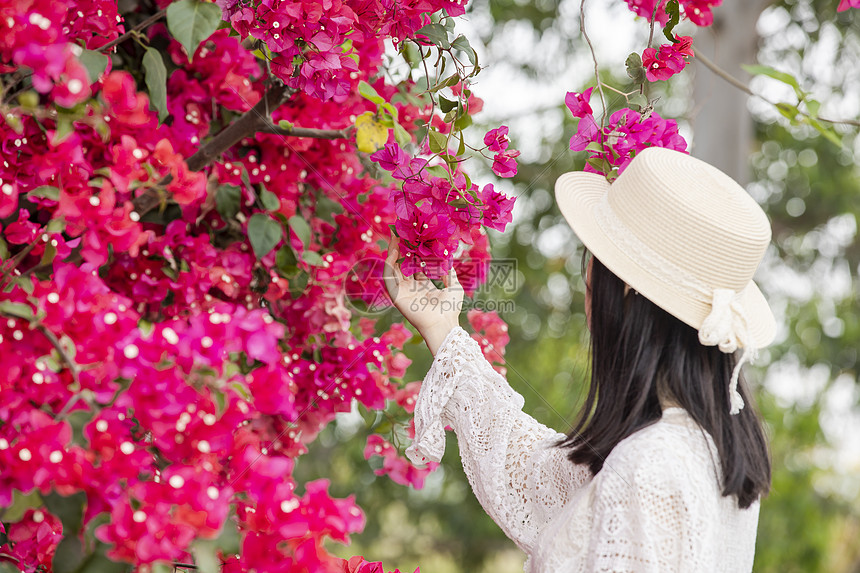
[219,0,467,102]
[565,88,688,175]
[642,35,694,82]
[623,0,723,27]
[0,0,515,570]
[370,129,517,280]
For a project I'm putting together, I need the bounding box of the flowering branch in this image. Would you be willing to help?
[694,49,860,128]
[98,8,167,53]
[34,324,80,386]
[0,308,83,416]
[261,124,354,139]
[129,83,357,216]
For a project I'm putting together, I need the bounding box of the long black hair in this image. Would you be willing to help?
[557,255,771,509]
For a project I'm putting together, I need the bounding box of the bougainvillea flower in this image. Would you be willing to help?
[483,126,510,153]
[479,184,516,231]
[565,88,594,118]
[624,0,670,25]
[492,149,520,178]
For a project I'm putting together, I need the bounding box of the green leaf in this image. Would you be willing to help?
[451,35,477,66]
[191,540,221,573]
[288,215,312,247]
[216,184,242,220]
[357,80,385,105]
[438,96,457,113]
[742,64,802,95]
[0,301,35,321]
[586,156,610,175]
[78,49,109,83]
[454,112,472,131]
[54,114,75,143]
[415,23,450,49]
[393,121,412,147]
[41,491,86,536]
[289,271,309,298]
[662,0,680,42]
[424,165,449,178]
[259,188,280,211]
[275,245,300,277]
[314,194,344,222]
[584,141,605,153]
[40,241,57,266]
[301,251,324,266]
[52,536,85,573]
[247,213,282,258]
[429,73,460,92]
[166,0,223,61]
[381,102,398,119]
[27,185,60,201]
[806,118,843,148]
[428,130,448,154]
[804,98,821,117]
[46,218,66,233]
[278,119,294,131]
[2,490,41,522]
[775,102,799,121]
[142,47,169,122]
[625,52,647,84]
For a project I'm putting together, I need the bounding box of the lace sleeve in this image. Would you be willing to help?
[406,327,591,553]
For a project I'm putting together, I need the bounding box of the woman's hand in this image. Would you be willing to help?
[384,237,464,355]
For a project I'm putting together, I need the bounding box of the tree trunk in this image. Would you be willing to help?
[690,1,773,185]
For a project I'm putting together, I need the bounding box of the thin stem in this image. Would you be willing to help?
[416,41,437,151]
[647,3,660,49]
[695,50,753,96]
[261,125,354,139]
[99,8,167,53]
[695,50,860,128]
[580,0,607,130]
[642,2,661,96]
[600,82,633,101]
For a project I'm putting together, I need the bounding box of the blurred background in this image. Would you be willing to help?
[299,1,860,571]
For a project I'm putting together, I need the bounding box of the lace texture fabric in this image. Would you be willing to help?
[407,327,760,573]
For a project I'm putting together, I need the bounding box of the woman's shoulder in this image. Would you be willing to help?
[600,408,719,490]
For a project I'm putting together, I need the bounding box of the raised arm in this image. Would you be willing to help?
[406,326,591,551]
[383,239,591,551]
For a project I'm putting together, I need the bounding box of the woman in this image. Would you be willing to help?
[383,147,775,572]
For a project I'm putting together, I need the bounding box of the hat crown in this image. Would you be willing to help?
[607,147,771,292]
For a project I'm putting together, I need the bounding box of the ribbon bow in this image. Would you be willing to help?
[698,288,757,415]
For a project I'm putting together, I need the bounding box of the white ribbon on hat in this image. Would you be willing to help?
[698,288,757,415]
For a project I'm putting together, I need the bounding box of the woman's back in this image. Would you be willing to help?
[532,407,758,572]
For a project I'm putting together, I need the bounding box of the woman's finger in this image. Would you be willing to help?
[383,237,404,299]
[444,263,462,291]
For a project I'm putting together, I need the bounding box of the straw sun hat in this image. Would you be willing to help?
[554,147,776,414]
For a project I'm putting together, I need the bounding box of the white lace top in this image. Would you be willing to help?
[406,327,760,572]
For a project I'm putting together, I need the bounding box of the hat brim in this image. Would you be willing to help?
[555,171,777,349]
